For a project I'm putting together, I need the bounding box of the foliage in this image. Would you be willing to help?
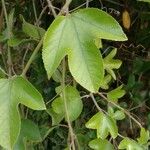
[0,0,150,149]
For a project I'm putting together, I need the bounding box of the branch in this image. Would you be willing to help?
[58,0,72,15]
[98,92,143,128]
[21,37,43,76]
[46,0,57,18]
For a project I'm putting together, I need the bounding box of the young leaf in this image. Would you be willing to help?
[103,48,122,80]
[42,8,127,92]
[137,128,149,145]
[112,110,125,120]
[51,86,83,122]
[85,112,118,139]
[21,16,45,40]
[47,108,64,126]
[0,76,46,149]
[14,119,42,150]
[89,138,114,150]
[100,74,112,89]
[108,107,125,120]
[119,138,144,150]
[107,85,125,102]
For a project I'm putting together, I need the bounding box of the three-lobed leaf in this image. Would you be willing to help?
[103,48,122,80]
[89,138,114,150]
[119,138,144,150]
[85,112,118,139]
[0,76,45,149]
[108,107,125,121]
[42,8,127,92]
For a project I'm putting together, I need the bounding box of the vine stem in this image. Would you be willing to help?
[59,1,76,148]
[1,0,12,76]
[90,93,106,114]
[22,0,57,77]
[21,37,43,76]
[62,59,75,150]
[46,0,57,18]
[98,92,143,128]
[58,0,72,15]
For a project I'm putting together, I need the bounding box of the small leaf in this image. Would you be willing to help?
[14,119,42,150]
[52,97,64,114]
[89,138,114,150]
[108,107,125,120]
[85,112,118,139]
[100,74,112,89]
[137,128,149,145]
[52,86,83,121]
[113,110,125,120]
[107,85,125,102]
[8,37,32,47]
[47,108,64,126]
[119,138,144,150]
[126,74,135,90]
[0,76,46,149]
[21,16,45,40]
[104,48,122,80]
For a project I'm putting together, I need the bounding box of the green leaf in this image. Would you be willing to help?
[0,76,46,149]
[21,16,45,40]
[14,119,42,150]
[42,8,127,92]
[112,110,125,120]
[8,37,32,47]
[89,138,114,150]
[100,74,112,89]
[40,126,56,141]
[52,69,62,83]
[138,0,150,3]
[137,128,149,145]
[94,38,102,49]
[47,108,64,126]
[107,85,125,102]
[52,86,83,121]
[126,74,135,90]
[119,138,144,150]
[85,112,118,139]
[108,107,125,120]
[104,48,122,80]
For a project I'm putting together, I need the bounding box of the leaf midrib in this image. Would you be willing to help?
[70,18,95,91]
